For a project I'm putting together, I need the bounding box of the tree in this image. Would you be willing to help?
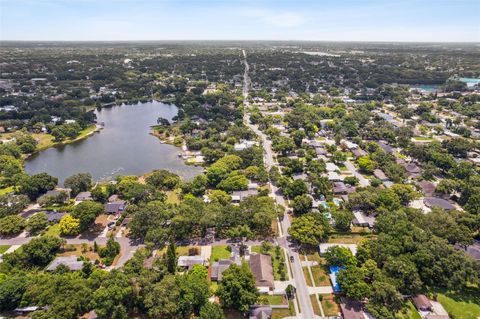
[331,151,347,164]
[310,176,331,198]
[337,266,371,300]
[2,236,63,268]
[18,172,58,200]
[144,275,181,319]
[64,173,92,196]
[199,303,225,319]
[285,179,308,199]
[291,194,312,215]
[0,194,29,218]
[217,173,248,192]
[26,212,48,235]
[165,239,178,274]
[344,176,359,186]
[291,129,306,147]
[71,201,103,231]
[288,213,329,246]
[333,210,354,232]
[98,237,121,266]
[0,215,25,236]
[324,246,356,267]
[390,184,419,205]
[91,187,107,203]
[59,214,81,236]
[217,262,259,313]
[209,190,231,205]
[357,156,376,174]
[146,170,180,190]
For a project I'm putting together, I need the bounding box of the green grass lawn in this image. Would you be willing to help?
[251,245,287,280]
[211,245,231,261]
[311,265,331,286]
[266,294,286,305]
[0,245,11,254]
[272,300,296,319]
[321,294,340,316]
[310,295,321,316]
[303,267,313,286]
[413,136,434,141]
[437,290,480,319]
[44,224,61,237]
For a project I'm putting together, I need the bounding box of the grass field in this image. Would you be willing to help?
[321,294,340,316]
[437,291,480,319]
[0,245,11,254]
[266,294,286,305]
[44,224,61,237]
[272,300,296,319]
[211,245,231,261]
[311,265,331,286]
[303,267,313,286]
[310,295,321,316]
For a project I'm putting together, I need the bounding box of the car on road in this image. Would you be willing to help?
[107,222,115,229]
[290,255,294,262]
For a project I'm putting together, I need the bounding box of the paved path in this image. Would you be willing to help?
[344,159,370,187]
[242,49,314,319]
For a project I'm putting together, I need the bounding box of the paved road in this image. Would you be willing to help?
[242,50,315,319]
[344,159,370,187]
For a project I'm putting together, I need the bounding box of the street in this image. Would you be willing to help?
[242,50,316,319]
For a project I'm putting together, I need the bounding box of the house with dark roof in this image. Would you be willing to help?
[104,200,127,214]
[249,305,272,319]
[423,197,455,211]
[249,254,274,291]
[418,181,436,197]
[376,140,394,153]
[211,257,241,281]
[373,169,389,181]
[340,297,365,319]
[46,256,86,271]
[351,148,367,158]
[403,162,422,178]
[76,191,93,202]
[333,182,356,195]
[412,294,432,312]
[46,211,66,222]
[177,255,206,270]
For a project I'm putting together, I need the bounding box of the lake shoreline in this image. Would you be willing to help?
[24,101,202,182]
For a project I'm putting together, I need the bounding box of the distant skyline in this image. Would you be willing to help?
[1,0,479,42]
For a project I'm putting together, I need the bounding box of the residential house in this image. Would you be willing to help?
[352,211,376,228]
[333,182,356,195]
[104,200,127,214]
[412,295,432,312]
[376,140,394,153]
[249,306,272,319]
[46,256,85,271]
[417,181,436,197]
[423,197,455,211]
[373,169,389,181]
[339,297,365,319]
[249,254,275,291]
[177,255,206,270]
[403,162,422,179]
[45,211,66,223]
[319,243,357,256]
[75,191,93,202]
[231,189,258,203]
[351,148,367,158]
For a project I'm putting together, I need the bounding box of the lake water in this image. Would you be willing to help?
[25,101,202,183]
[459,77,480,87]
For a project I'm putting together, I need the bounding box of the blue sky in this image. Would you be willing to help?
[1,0,479,42]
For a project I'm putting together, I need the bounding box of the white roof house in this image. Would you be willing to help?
[234,140,258,151]
[319,243,358,256]
[326,163,340,172]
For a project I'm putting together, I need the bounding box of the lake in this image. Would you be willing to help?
[25,101,203,183]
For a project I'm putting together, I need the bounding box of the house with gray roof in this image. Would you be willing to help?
[249,254,274,291]
[46,256,86,271]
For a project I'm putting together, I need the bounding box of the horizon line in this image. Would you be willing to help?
[1,39,479,44]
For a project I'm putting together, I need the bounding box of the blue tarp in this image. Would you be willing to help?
[329,265,345,293]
